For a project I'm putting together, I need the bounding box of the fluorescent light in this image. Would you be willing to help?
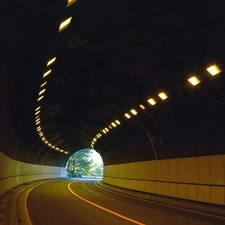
[35,106,41,111]
[37,126,41,130]
[131,109,137,115]
[139,104,145,109]
[158,92,168,100]
[206,65,221,76]
[188,76,200,86]
[64,151,69,155]
[148,98,156,105]
[111,122,116,127]
[39,89,46,96]
[43,69,52,78]
[115,120,120,125]
[41,137,46,141]
[35,110,40,115]
[59,149,63,153]
[37,96,44,101]
[105,128,109,132]
[102,129,106,134]
[125,113,131,119]
[44,140,48,144]
[47,57,56,67]
[91,145,94,148]
[93,138,97,142]
[36,121,40,125]
[41,81,47,88]
[59,17,72,32]
[36,118,40,122]
[67,0,77,7]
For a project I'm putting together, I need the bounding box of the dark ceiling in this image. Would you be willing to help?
[2,0,225,166]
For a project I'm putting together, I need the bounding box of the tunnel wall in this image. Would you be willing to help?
[0,151,66,197]
[103,154,225,205]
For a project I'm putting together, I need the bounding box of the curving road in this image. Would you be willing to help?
[26,179,224,225]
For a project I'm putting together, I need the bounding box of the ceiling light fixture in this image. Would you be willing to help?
[158,92,168,100]
[37,96,44,101]
[130,109,137,115]
[67,0,77,7]
[148,98,156,105]
[206,65,221,76]
[35,106,41,111]
[43,69,52,78]
[35,110,40,115]
[41,81,47,88]
[139,104,145,109]
[125,113,131,119]
[59,17,72,32]
[47,57,56,67]
[188,76,200,86]
[39,89,46,95]
[115,120,120,125]
[111,122,117,127]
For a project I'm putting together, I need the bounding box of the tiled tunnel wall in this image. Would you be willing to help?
[103,154,225,205]
[0,151,66,197]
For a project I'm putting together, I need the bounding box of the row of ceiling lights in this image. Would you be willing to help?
[90,65,222,149]
[34,0,77,154]
[34,0,222,153]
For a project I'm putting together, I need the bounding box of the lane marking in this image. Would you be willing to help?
[95,182,225,221]
[68,182,145,225]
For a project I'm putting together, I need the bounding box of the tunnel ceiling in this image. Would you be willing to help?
[3,0,225,166]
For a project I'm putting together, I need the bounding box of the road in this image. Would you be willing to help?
[26,179,225,225]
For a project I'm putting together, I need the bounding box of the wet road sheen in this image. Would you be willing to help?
[27,179,224,225]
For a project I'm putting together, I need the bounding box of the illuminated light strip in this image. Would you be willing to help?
[47,57,56,67]
[188,76,200,86]
[39,89,46,95]
[125,113,131,119]
[43,69,52,78]
[139,104,145,110]
[37,95,44,101]
[111,122,116,127]
[158,92,168,100]
[68,183,145,225]
[130,109,137,115]
[35,110,40,115]
[148,98,156,105]
[115,120,120,125]
[35,106,41,111]
[206,65,221,76]
[41,81,47,88]
[59,17,72,32]
[67,0,77,7]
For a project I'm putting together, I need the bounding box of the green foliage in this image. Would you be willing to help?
[66,149,103,177]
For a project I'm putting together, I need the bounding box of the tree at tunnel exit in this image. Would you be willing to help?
[66,149,93,177]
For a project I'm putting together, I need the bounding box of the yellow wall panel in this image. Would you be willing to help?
[177,158,187,183]
[169,159,177,182]
[210,155,225,185]
[197,185,210,203]
[187,184,197,201]
[197,156,210,184]
[210,186,225,205]
[187,157,198,183]
[162,160,169,181]
[155,160,162,180]
[169,183,177,197]
[177,184,187,199]
[162,182,169,196]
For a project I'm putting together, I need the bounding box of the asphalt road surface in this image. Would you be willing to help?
[27,179,225,225]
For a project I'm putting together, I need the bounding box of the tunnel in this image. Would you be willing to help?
[1,0,225,213]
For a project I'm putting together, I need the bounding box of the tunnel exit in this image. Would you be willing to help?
[66,149,103,178]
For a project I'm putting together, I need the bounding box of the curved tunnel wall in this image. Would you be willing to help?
[103,154,225,205]
[0,151,66,197]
